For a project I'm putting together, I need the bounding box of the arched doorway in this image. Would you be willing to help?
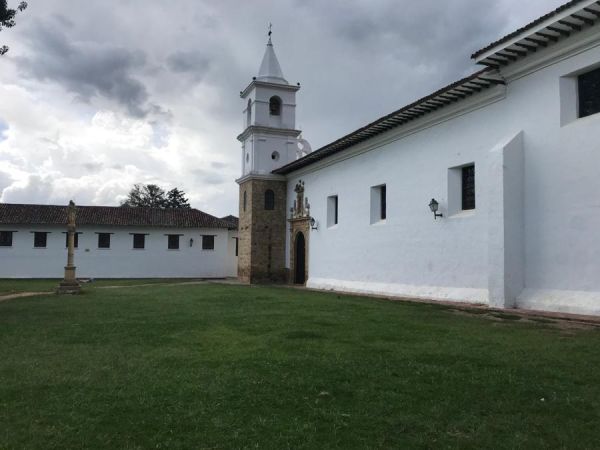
[294,232,306,284]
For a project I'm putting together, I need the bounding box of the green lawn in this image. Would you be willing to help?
[1,283,600,449]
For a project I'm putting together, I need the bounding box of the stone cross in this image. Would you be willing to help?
[57,200,81,294]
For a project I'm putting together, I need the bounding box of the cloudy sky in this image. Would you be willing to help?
[0,0,566,217]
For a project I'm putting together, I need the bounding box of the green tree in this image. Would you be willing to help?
[165,187,191,209]
[0,1,27,56]
[121,184,191,209]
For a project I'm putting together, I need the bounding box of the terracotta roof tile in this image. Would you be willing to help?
[0,203,230,229]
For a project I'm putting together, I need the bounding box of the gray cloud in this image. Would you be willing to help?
[167,51,211,80]
[192,168,225,185]
[0,119,7,142]
[0,0,568,216]
[210,161,227,169]
[17,18,151,117]
[0,171,13,193]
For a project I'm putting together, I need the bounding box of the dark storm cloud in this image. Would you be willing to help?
[17,18,151,117]
[167,51,211,80]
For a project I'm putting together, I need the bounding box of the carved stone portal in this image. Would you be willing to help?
[289,180,310,284]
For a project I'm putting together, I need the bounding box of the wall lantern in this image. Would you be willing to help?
[310,217,318,230]
[428,198,443,220]
[189,238,194,247]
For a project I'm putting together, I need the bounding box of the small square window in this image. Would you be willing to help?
[0,231,13,247]
[370,184,386,224]
[133,234,145,249]
[98,233,111,249]
[578,66,600,118]
[64,233,80,248]
[168,234,180,250]
[202,235,215,250]
[34,232,48,248]
[327,195,338,227]
[461,165,476,211]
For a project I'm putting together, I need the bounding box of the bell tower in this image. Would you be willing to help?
[236,31,301,283]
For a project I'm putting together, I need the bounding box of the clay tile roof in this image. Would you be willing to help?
[471,0,592,59]
[273,68,504,175]
[220,215,239,230]
[0,203,230,229]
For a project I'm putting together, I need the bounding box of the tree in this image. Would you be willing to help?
[0,1,27,56]
[121,184,191,209]
[165,188,191,209]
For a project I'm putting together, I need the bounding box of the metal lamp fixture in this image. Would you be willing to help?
[310,217,318,230]
[428,198,443,219]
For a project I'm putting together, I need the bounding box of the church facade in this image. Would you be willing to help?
[237,0,600,316]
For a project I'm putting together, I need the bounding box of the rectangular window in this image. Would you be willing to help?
[168,234,180,250]
[33,232,48,248]
[327,195,338,227]
[0,231,13,247]
[234,237,239,256]
[98,233,111,249]
[462,165,476,210]
[202,235,215,250]
[380,185,387,220]
[133,234,145,249]
[370,184,386,224]
[578,66,600,118]
[64,232,80,248]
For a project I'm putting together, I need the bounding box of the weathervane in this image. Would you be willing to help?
[267,22,272,43]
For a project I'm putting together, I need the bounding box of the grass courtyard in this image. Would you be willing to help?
[1,282,600,449]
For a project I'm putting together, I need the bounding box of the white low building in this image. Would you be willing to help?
[237,0,600,316]
[0,204,238,279]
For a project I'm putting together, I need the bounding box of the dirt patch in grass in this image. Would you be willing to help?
[448,307,600,330]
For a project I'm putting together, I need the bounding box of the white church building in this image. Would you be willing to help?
[236,0,600,316]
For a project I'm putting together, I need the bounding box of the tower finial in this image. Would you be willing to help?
[267,22,272,44]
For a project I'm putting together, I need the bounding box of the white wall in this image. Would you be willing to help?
[285,37,600,315]
[0,225,237,279]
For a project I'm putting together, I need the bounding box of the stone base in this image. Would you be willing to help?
[56,281,81,295]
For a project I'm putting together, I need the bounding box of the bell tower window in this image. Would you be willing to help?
[269,96,282,116]
[265,189,275,210]
[246,99,252,126]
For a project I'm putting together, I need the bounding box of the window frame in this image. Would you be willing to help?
[132,233,146,250]
[0,231,14,247]
[33,231,49,248]
[167,234,180,250]
[97,232,112,249]
[578,66,600,119]
[370,184,387,224]
[327,195,339,227]
[269,96,282,116]
[461,165,476,211]
[264,189,275,210]
[202,235,215,250]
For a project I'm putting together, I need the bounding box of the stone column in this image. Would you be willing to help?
[57,200,81,294]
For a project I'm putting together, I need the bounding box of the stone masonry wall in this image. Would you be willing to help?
[237,177,287,283]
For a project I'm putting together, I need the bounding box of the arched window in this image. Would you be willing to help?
[264,189,275,210]
[246,99,252,126]
[243,190,247,212]
[269,96,282,116]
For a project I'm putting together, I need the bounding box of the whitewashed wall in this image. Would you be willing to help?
[286,35,600,315]
[0,225,237,279]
